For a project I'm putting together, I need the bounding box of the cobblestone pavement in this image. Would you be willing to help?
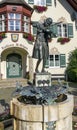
[0,87,16,104]
[0,87,15,130]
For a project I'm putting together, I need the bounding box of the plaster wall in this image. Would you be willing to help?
[0,0,77,78]
[25,0,77,76]
[0,33,33,79]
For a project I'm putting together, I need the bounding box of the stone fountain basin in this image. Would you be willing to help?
[10,94,74,130]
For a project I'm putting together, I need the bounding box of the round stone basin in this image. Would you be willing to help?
[10,94,74,130]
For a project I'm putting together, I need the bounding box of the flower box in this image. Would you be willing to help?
[57,37,70,44]
[33,5,47,13]
[48,38,52,42]
[23,33,34,42]
[0,33,6,42]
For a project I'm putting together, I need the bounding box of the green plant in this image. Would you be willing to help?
[57,37,70,44]
[66,49,77,82]
[23,33,34,42]
[0,33,6,41]
[67,69,77,82]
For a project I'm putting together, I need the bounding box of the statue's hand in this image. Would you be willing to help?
[46,29,50,32]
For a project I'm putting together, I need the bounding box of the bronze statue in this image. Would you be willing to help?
[31,18,53,73]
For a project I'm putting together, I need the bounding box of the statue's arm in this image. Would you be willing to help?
[31,21,44,31]
[45,29,57,37]
[31,21,39,27]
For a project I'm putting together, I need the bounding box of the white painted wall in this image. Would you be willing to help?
[25,0,77,76]
[0,0,77,78]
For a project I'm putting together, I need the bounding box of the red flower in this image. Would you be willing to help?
[34,5,47,13]
[48,39,52,42]
[0,36,2,40]
[27,34,34,41]
[0,33,6,41]
[57,37,70,44]
[23,33,34,42]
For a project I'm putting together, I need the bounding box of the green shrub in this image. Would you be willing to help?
[66,48,77,82]
[67,68,77,82]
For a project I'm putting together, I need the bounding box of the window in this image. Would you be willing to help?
[50,23,73,38]
[34,0,46,6]
[49,54,60,67]
[33,26,37,35]
[57,24,68,37]
[8,13,30,33]
[75,20,77,30]
[8,13,21,31]
[45,54,66,68]
[28,0,52,6]
[28,0,34,4]
[23,16,30,33]
[0,14,5,32]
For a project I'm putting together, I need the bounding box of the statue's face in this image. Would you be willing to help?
[44,21,48,27]
[44,18,52,27]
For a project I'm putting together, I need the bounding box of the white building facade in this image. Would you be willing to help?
[0,0,77,79]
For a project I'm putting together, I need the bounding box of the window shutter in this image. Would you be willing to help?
[68,23,73,38]
[50,23,57,37]
[33,27,37,35]
[46,0,52,6]
[60,54,66,67]
[45,59,49,68]
[28,0,34,4]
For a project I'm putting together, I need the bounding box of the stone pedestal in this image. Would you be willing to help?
[35,72,51,87]
[29,56,34,82]
[0,122,4,130]
[10,95,74,130]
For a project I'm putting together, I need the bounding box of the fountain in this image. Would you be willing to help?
[10,17,74,130]
[10,80,73,130]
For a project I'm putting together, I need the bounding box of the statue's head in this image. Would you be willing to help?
[44,18,53,26]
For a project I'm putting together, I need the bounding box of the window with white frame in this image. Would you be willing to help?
[28,0,52,6]
[49,54,60,67]
[34,0,46,6]
[45,54,66,68]
[8,13,21,31]
[57,23,68,37]
[0,14,5,32]
[23,16,30,33]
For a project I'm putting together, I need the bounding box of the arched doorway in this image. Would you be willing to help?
[6,53,22,78]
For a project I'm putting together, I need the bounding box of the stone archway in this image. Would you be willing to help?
[6,53,22,78]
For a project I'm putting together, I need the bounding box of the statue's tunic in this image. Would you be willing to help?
[32,23,49,60]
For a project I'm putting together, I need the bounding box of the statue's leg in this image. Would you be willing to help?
[35,59,41,73]
[41,58,46,72]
